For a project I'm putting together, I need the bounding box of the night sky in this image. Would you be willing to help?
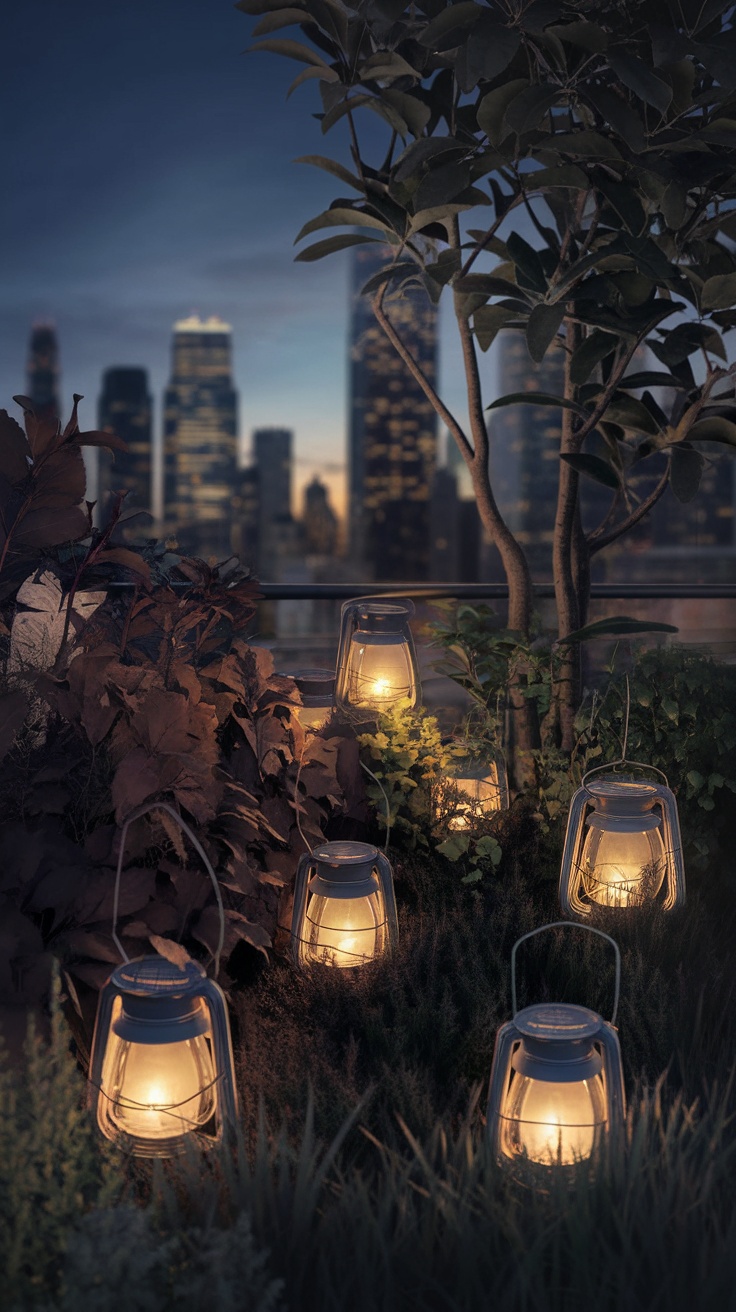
[1,0,477,518]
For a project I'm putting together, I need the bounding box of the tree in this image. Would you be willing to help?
[238,0,736,754]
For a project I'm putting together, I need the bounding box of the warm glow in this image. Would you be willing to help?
[500,1074,605,1165]
[304,893,382,967]
[345,635,414,710]
[447,767,501,830]
[295,703,330,730]
[582,826,666,907]
[101,1033,216,1140]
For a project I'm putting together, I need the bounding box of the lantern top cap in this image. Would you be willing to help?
[586,778,659,813]
[514,1002,602,1042]
[112,955,207,997]
[312,840,379,866]
[352,600,414,633]
[288,668,335,700]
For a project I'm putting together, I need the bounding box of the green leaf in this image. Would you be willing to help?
[607,50,673,113]
[287,64,339,96]
[294,206,394,243]
[414,161,471,211]
[569,330,618,384]
[294,154,364,191]
[473,305,518,352]
[360,51,419,81]
[604,394,661,434]
[252,8,311,35]
[689,416,736,447]
[507,231,547,293]
[408,203,472,235]
[455,16,520,91]
[486,391,589,417]
[526,164,590,190]
[549,19,607,52]
[582,87,646,152]
[294,233,383,262]
[505,85,560,134]
[701,272,736,311]
[477,78,528,145]
[379,88,431,138]
[557,616,678,643]
[560,452,620,489]
[436,834,471,861]
[248,37,332,67]
[526,303,564,362]
[546,130,622,159]
[652,322,727,365]
[393,135,466,182]
[419,2,482,50]
[670,444,705,503]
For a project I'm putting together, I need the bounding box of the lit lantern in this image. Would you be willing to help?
[290,668,335,730]
[444,749,509,830]
[487,924,626,1174]
[291,840,398,969]
[88,955,238,1157]
[335,599,419,717]
[559,769,686,917]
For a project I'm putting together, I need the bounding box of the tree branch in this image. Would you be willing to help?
[587,459,671,555]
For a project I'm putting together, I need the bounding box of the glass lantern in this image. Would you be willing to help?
[443,747,509,831]
[487,924,626,1175]
[289,668,335,730]
[559,767,686,917]
[334,599,420,717]
[291,840,399,969]
[88,956,238,1157]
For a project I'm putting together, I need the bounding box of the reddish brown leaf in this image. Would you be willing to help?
[0,410,31,484]
[12,504,88,548]
[149,934,194,969]
[75,429,129,453]
[93,547,151,582]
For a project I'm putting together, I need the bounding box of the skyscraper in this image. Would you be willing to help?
[98,367,152,532]
[163,315,238,559]
[303,475,338,558]
[348,246,438,580]
[253,426,296,569]
[26,322,61,416]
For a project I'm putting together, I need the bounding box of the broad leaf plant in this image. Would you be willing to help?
[239,0,736,754]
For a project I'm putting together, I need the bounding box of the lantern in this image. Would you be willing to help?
[487,923,626,1175]
[335,598,419,717]
[88,955,238,1157]
[289,668,335,730]
[291,840,398,969]
[559,767,686,917]
[444,747,509,830]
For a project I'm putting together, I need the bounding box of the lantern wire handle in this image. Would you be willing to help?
[510,921,621,1027]
[582,673,670,790]
[360,759,392,852]
[112,801,226,977]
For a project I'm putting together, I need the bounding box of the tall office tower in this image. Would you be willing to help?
[27,322,61,415]
[232,466,260,571]
[253,427,296,570]
[163,315,238,559]
[487,333,609,580]
[303,476,338,557]
[348,245,438,580]
[98,367,152,531]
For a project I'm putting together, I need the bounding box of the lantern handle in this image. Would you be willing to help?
[581,760,670,790]
[112,801,225,978]
[511,921,621,1027]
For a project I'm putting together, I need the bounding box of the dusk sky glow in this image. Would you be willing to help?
[2,0,486,517]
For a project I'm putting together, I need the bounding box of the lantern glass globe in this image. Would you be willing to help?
[346,633,415,710]
[101,1009,216,1141]
[302,890,386,968]
[500,1072,607,1166]
[582,824,666,907]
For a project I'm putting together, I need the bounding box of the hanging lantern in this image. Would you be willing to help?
[334,598,419,717]
[88,956,238,1157]
[559,767,686,916]
[487,923,626,1175]
[291,840,399,969]
[289,668,335,730]
[443,747,509,830]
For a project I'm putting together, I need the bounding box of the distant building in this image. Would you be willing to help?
[163,315,238,559]
[348,245,438,580]
[97,367,152,532]
[488,333,608,580]
[27,322,61,416]
[252,426,298,572]
[302,476,338,558]
[232,466,260,571]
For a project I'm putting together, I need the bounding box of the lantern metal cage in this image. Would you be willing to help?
[88,955,238,1158]
[87,800,239,1157]
[334,598,420,718]
[558,763,686,917]
[291,840,399,970]
[441,746,510,830]
[288,667,335,730]
[487,923,626,1177]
